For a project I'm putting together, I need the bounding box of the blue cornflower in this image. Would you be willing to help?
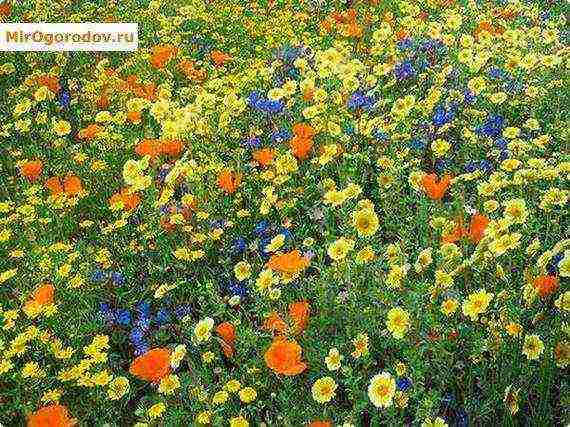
[243,136,261,148]
[494,138,508,150]
[115,309,131,326]
[111,271,125,286]
[272,128,291,143]
[396,377,412,391]
[372,129,389,142]
[59,89,71,109]
[227,280,248,298]
[394,61,415,80]
[231,237,247,255]
[174,304,192,319]
[464,161,478,173]
[409,139,426,150]
[547,252,564,275]
[155,308,170,325]
[91,269,107,283]
[479,160,494,173]
[254,220,270,236]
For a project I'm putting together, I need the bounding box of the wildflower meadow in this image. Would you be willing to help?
[0,0,568,426]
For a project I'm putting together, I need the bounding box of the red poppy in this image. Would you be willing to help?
[216,322,236,357]
[533,275,559,297]
[27,404,75,427]
[21,160,43,181]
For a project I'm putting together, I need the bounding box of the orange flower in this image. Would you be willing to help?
[264,337,307,376]
[0,2,12,18]
[293,123,315,139]
[421,173,452,200]
[129,348,171,382]
[289,301,310,333]
[27,404,75,427]
[267,250,310,275]
[45,176,64,197]
[149,45,178,69]
[395,29,410,40]
[45,174,83,198]
[210,50,232,67]
[29,283,55,306]
[308,421,333,427]
[178,59,207,82]
[467,213,489,243]
[442,224,465,244]
[36,74,60,93]
[109,188,141,211]
[533,275,559,297]
[217,170,241,194]
[253,148,275,168]
[161,139,184,157]
[21,160,43,181]
[77,124,103,141]
[96,92,110,110]
[263,312,288,335]
[135,138,162,159]
[216,322,236,357]
[127,111,142,124]
[290,135,313,160]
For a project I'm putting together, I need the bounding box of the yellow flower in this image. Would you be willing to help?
[503,199,528,224]
[352,208,379,237]
[225,379,241,393]
[212,390,229,405]
[41,388,62,403]
[194,317,214,343]
[327,237,355,261]
[522,334,544,360]
[234,261,252,281]
[503,385,520,415]
[147,402,166,419]
[265,234,285,252]
[462,289,493,321]
[195,411,213,425]
[386,307,411,339]
[239,386,257,403]
[92,369,112,386]
[555,291,570,311]
[0,269,17,284]
[356,246,375,264]
[22,361,44,378]
[368,372,396,408]
[229,416,249,427]
[170,344,187,369]
[158,374,180,395]
[440,299,458,316]
[352,333,369,358]
[505,322,522,337]
[431,138,451,157]
[202,351,215,363]
[312,376,337,403]
[53,120,71,136]
[107,376,129,400]
[325,347,343,371]
[422,417,448,427]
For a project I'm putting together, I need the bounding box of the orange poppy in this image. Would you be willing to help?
[29,283,55,306]
[303,88,315,101]
[178,59,208,82]
[293,123,315,139]
[264,337,307,376]
[129,348,171,382]
[267,250,310,275]
[77,124,103,141]
[253,148,275,168]
[396,29,410,40]
[135,138,161,159]
[161,139,184,157]
[0,2,12,18]
[45,174,83,198]
[210,50,232,67]
[263,312,288,335]
[290,135,313,160]
[308,421,333,427]
[36,74,60,93]
[27,404,75,427]
[289,301,310,333]
[109,188,141,211]
[216,322,236,357]
[467,213,489,243]
[149,45,178,69]
[421,173,452,200]
[533,275,559,297]
[217,170,241,194]
[96,92,110,110]
[127,111,142,124]
[21,160,43,181]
